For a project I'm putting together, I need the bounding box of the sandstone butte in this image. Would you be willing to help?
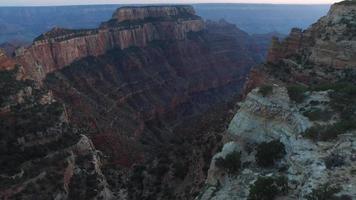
[15,5,205,82]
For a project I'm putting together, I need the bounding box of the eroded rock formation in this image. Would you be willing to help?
[199,1,356,199]
[16,5,205,81]
[267,2,356,69]
[0,5,267,200]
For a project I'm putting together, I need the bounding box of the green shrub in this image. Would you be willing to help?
[330,91,356,120]
[248,176,288,200]
[258,85,273,97]
[309,82,356,120]
[255,140,286,167]
[303,120,356,141]
[303,109,333,121]
[215,151,241,174]
[324,154,345,169]
[287,85,308,103]
[305,183,342,200]
[310,82,356,93]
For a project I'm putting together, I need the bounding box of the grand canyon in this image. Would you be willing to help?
[0,1,355,200]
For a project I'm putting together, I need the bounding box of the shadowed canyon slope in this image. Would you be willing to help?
[1,5,264,200]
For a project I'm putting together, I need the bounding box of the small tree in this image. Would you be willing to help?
[248,176,288,200]
[287,85,308,103]
[305,183,342,200]
[215,151,241,174]
[255,140,286,167]
[258,85,273,97]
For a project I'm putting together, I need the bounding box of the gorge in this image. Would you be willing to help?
[1,5,263,200]
[1,1,355,200]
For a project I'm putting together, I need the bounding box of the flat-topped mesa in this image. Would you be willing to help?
[17,5,205,81]
[112,5,197,23]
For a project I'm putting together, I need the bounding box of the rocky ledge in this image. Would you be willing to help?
[199,86,356,199]
[199,1,356,199]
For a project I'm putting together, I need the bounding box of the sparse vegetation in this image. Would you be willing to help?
[258,85,273,97]
[303,120,356,141]
[305,183,343,200]
[287,85,308,103]
[298,82,356,141]
[215,151,242,174]
[0,67,33,106]
[265,61,291,82]
[248,176,288,200]
[324,154,345,169]
[303,108,333,121]
[255,140,286,167]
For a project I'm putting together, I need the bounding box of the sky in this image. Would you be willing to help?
[0,0,341,6]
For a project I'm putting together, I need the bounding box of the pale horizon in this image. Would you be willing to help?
[0,0,342,6]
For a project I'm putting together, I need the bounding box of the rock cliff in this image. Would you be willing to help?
[43,18,262,199]
[199,1,356,199]
[0,62,112,199]
[0,5,266,200]
[16,5,205,81]
[268,1,356,69]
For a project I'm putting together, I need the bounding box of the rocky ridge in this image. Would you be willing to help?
[268,2,356,69]
[199,1,356,199]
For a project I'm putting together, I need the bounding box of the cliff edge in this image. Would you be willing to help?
[16,5,205,81]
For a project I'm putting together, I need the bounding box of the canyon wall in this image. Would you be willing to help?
[0,5,265,200]
[16,6,205,81]
[44,19,262,199]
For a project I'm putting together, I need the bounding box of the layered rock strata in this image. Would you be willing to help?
[268,2,356,69]
[0,5,265,200]
[16,6,205,81]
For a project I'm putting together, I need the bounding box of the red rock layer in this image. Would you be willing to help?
[45,21,262,169]
[0,49,16,70]
[16,6,205,82]
[266,28,303,64]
